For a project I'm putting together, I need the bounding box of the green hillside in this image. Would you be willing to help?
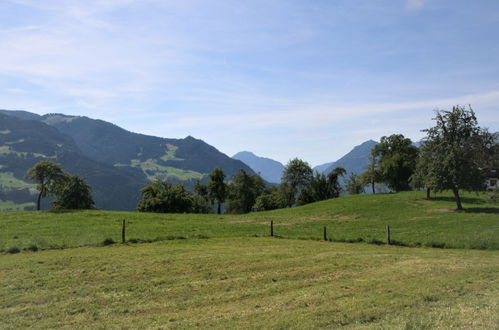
[41,113,255,182]
[0,110,257,210]
[1,191,498,328]
[1,191,498,252]
[0,113,144,211]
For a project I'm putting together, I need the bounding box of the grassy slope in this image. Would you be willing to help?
[1,191,498,251]
[0,238,498,328]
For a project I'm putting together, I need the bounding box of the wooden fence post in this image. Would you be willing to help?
[323,226,327,241]
[386,224,391,245]
[122,219,126,244]
[270,221,274,237]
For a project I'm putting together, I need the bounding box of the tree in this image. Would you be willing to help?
[208,168,227,214]
[410,148,432,199]
[345,172,364,195]
[373,134,419,192]
[225,170,265,214]
[359,154,382,194]
[194,180,209,203]
[296,167,346,205]
[137,180,211,213]
[26,160,65,210]
[418,106,496,210]
[51,174,95,210]
[281,158,313,205]
[254,186,286,211]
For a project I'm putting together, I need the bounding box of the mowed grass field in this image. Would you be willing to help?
[1,191,499,328]
[1,238,498,328]
[1,191,498,252]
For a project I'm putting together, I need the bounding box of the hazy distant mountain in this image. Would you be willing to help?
[232,151,284,183]
[0,109,255,210]
[313,162,335,174]
[314,140,379,176]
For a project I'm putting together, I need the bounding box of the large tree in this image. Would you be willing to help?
[51,174,95,210]
[281,158,313,205]
[208,168,227,214]
[373,134,419,192]
[297,167,346,205]
[225,170,265,214]
[418,106,496,210]
[137,180,210,213]
[26,160,65,210]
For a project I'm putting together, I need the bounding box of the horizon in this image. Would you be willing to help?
[1,0,499,165]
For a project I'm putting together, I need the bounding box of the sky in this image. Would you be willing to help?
[1,0,499,167]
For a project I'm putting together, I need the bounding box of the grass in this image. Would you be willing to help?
[116,158,203,181]
[0,191,497,252]
[0,238,497,328]
[0,200,35,212]
[0,172,37,191]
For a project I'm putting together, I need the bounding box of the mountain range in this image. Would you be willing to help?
[232,151,285,183]
[0,109,254,211]
[232,140,379,184]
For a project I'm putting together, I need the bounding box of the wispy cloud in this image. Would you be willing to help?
[406,0,427,11]
[1,0,498,165]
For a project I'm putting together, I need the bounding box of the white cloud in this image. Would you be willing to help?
[406,0,427,11]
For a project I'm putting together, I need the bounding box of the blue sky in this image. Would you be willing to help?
[1,0,499,166]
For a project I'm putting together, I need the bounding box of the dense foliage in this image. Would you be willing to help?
[416,106,497,209]
[373,134,419,192]
[51,174,95,210]
[137,180,211,213]
[27,161,66,210]
[225,170,265,214]
[297,168,346,205]
[208,168,227,214]
[281,158,313,205]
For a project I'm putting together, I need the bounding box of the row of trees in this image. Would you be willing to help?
[353,106,498,210]
[137,158,348,214]
[26,106,497,212]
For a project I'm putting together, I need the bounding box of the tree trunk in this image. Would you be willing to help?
[217,203,221,214]
[452,188,463,210]
[426,188,430,200]
[36,192,42,211]
[371,180,376,194]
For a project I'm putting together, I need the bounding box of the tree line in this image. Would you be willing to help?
[25,105,498,212]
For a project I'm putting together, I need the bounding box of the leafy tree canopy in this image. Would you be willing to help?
[51,174,95,210]
[297,167,346,206]
[26,160,65,210]
[418,105,497,209]
[225,170,265,214]
[373,134,418,192]
[208,168,227,214]
[138,180,211,214]
[281,158,313,204]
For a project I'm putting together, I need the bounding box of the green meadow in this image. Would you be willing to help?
[0,191,498,252]
[1,190,498,328]
[1,238,498,328]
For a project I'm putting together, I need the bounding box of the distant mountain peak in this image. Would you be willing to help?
[232,151,284,183]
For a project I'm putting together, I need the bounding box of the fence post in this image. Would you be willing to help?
[122,219,126,244]
[386,224,391,245]
[270,221,274,237]
[323,226,327,241]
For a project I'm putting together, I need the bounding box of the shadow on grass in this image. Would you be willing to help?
[430,196,486,205]
[463,207,499,214]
